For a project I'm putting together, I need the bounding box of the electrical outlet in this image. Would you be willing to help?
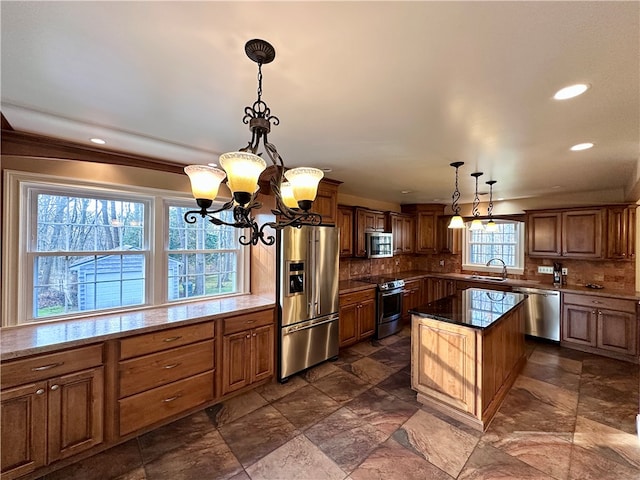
[562,267,568,275]
[439,260,445,267]
[538,266,553,274]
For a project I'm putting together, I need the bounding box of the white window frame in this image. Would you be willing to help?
[462,219,525,275]
[2,170,249,326]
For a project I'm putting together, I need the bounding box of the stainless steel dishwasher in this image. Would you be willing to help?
[512,287,560,341]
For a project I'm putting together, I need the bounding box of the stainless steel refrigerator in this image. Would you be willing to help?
[277,225,340,382]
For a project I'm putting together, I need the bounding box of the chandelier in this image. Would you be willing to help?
[183,39,324,246]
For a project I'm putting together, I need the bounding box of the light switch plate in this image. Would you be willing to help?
[562,267,568,275]
[538,266,553,274]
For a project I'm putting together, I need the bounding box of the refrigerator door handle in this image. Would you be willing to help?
[282,315,338,335]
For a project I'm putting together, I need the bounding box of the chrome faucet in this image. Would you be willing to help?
[486,258,507,280]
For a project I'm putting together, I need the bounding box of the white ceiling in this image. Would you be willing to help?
[2,1,639,207]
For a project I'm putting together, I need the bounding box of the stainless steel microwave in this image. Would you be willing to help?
[365,232,393,258]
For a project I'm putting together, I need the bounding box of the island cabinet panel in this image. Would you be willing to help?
[561,293,638,362]
[413,321,477,414]
[1,345,104,480]
[411,296,526,431]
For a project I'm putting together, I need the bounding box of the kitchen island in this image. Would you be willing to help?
[410,288,527,431]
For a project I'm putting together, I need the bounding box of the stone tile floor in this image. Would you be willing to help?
[43,327,640,480]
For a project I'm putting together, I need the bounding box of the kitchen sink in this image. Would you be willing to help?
[466,275,507,282]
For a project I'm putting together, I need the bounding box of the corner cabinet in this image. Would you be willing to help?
[389,212,415,255]
[562,293,638,362]
[1,345,104,480]
[337,205,354,258]
[606,205,636,260]
[339,288,376,347]
[221,309,275,395]
[401,204,445,254]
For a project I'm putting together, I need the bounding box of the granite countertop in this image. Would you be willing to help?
[338,279,377,294]
[410,288,527,330]
[0,295,275,361]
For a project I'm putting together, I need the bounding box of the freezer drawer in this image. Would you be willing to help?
[279,316,339,381]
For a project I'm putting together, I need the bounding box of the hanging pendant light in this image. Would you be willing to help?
[448,162,465,229]
[485,180,498,232]
[469,172,485,231]
[183,39,324,246]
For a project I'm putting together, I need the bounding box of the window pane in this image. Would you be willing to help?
[36,193,144,252]
[466,221,522,268]
[167,250,239,301]
[33,254,145,319]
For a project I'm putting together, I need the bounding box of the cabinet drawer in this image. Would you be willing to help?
[118,370,214,436]
[563,293,636,313]
[118,340,214,398]
[1,344,103,389]
[119,322,214,360]
[223,309,274,336]
[340,289,376,306]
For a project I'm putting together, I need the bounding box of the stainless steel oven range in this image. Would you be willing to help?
[361,276,405,339]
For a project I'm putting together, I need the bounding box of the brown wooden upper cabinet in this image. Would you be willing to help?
[337,205,354,258]
[606,205,636,260]
[401,204,445,254]
[436,215,462,254]
[527,207,604,259]
[354,207,386,257]
[389,212,415,255]
[313,179,341,226]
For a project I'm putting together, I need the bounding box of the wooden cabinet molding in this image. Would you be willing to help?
[561,293,638,362]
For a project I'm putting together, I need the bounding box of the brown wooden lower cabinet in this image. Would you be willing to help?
[1,349,104,480]
[339,289,376,347]
[562,293,638,361]
[426,277,456,303]
[402,279,424,322]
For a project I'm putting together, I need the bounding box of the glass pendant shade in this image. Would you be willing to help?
[485,219,498,232]
[219,152,267,197]
[184,165,227,200]
[469,218,485,231]
[280,181,299,209]
[448,215,465,229]
[284,167,324,210]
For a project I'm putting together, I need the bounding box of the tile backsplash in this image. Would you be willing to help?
[340,254,635,292]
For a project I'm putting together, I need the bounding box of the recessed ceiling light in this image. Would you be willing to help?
[432,198,441,202]
[90,138,106,145]
[553,83,590,100]
[551,185,562,189]
[570,142,594,151]
[401,190,412,194]
[497,197,504,201]
[321,168,333,173]
[208,163,217,167]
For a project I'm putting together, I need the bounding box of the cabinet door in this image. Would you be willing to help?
[436,216,461,254]
[252,325,274,384]
[597,309,638,356]
[374,213,386,232]
[402,216,416,253]
[47,367,104,463]
[337,206,354,257]
[339,303,359,347]
[354,209,371,257]
[606,206,635,260]
[562,210,602,258]
[528,212,562,257]
[562,304,597,347]
[358,298,377,339]
[314,182,338,226]
[222,332,251,395]
[1,383,47,480]
[391,215,403,254]
[416,211,437,253]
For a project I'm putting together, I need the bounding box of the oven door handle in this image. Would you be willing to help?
[380,289,403,297]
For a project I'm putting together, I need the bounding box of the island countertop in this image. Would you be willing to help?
[409,288,527,330]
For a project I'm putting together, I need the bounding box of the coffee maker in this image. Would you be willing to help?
[553,262,562,286]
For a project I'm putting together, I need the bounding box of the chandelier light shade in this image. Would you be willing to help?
[469,171,485,231]
[448,161,465,229]
[182,39,324,246]
[485,180,498,232]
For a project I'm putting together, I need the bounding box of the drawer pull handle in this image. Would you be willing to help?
[50,384,59,391]
[162,394,181,403]
[163,336,182,343]
[245,320,256,324]
[35,388,45,395]
[592,301,602,304]
[163,363,181,369]
[32,362,63,371]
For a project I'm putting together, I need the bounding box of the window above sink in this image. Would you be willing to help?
[462,220,525,276]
